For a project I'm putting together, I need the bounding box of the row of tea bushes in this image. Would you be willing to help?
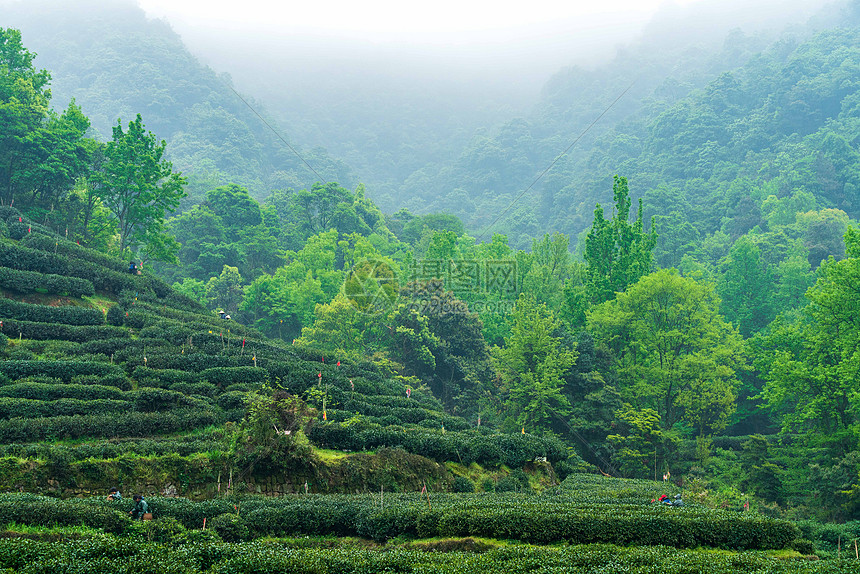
[0,409,220,442]
[0,319,129,343]
[0,241,138,295]
[0,266,94,297]
[308,421,566,467]
[0,298,105,326]
[0,493,798,550]
[0,433,225,461]
[0,360,126,382]
[0,539,845,574]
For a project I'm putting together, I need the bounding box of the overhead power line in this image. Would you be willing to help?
[476,80,636,242]
[222,81,328,184]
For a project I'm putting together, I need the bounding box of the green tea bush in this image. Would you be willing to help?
[0,382,126,401]
[133,367,200,388]
[0,298,105,326]
[0,319,128,342]
[0,266,94,297]
[0,242,141,294]
[0,409,220,441]
[144,516,186,543]
[0,492,803,553]
[453,477,475,493]
[21,234,128,273]
[199,367,267,387]
[170,382,218,398]
[0,494,130,533]
[0,361,126,383]
[209,513,251,542]
[308,422,565,467]
[0,397,130,419]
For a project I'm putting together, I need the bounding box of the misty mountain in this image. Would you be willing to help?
[390,0,853,248]
[3,0,856,252]
[1,0,355,203]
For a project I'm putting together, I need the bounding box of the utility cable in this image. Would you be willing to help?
[222,81,328,184]
[476,80,636,242]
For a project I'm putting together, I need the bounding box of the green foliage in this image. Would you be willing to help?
[717,236,776,337]
[93,113,185,259]
[0,297,104,326]
[452,476,475,493]
[493,295,576,435]
[579,176,657,312]
[589,269,745,433]
[209,512,250,542]
[0,265,94,297]
[608,405,675,479]
[309,423,566,467]
[756,227,860,435]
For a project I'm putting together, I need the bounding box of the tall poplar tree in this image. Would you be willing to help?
[568,176,657,325]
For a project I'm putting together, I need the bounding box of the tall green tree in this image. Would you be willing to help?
[0,28,91,219]
[569,176,657,326]
[588,269,745,433]
[717,236,775,338]
[493,294,577,434]
[756,226,860,437]
[0,27,51,207]
[94,113,185,260]
[206,264,244,316]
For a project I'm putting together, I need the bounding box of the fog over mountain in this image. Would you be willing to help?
[132,0,832,209]
[0,0,839,217]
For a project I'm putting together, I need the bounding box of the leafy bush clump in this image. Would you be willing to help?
[209,513,250,542]
[453,476,475,493]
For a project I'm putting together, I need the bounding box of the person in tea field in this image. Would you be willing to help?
[107,488,122,501]
[129,495,149,519]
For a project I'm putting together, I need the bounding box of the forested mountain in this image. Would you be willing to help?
[398,0,860,248]
[1,0,355,203]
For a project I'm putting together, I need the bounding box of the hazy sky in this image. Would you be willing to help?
[137,0,704,46]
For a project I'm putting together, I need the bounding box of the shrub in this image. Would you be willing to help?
[106,305,125,326]
[209,512,250,542]
[0,409,220,441]
[453,476,475,493]
[0,266,94,297]
[0,319,128,342]
[144,516,186,543]
[0,360,126,383]
[0,298,104,326]
[200,367,267,387]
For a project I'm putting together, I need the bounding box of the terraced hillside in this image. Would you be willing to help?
[0,206,565,497]
[0,474,831,573]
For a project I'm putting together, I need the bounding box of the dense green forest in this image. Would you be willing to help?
[4,0,860,568]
